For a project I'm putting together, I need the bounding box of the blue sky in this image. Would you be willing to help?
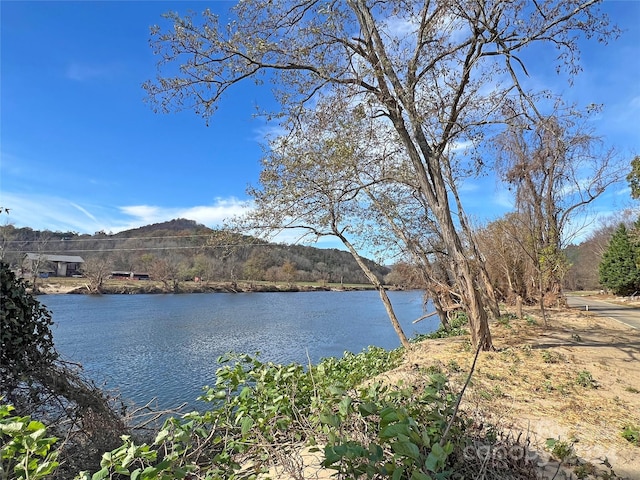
[1,1,639,246]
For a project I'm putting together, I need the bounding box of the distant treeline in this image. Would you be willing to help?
[1,218,390,285]
[2,216,611,295]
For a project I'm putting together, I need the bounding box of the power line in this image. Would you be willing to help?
[1,233,229,244]
[2,243,276,254]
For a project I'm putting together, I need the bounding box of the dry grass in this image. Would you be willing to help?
[259,305,640,479]
[385,306,640,479]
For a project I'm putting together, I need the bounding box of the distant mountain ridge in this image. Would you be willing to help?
[112,218,209,236]
[1,219,389,285]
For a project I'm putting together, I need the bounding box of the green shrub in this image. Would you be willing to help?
[0,403,59,480]
[621,425,640,446]
[70,344,476,480]
[541,351,565,364]
[321,374,460,479]
[315,345,404,388]
[73,347,408,479]
[412,312,469,341]
[62,341,540,479]
[546,437,577,462]
[1,263,58,395]
[497,314,515,328]
[575,370,598,389]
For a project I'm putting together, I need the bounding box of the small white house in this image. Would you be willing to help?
[23,253,85,277]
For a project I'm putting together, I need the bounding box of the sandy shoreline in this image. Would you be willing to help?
[33,278,379,295]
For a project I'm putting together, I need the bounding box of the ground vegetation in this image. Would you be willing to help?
[0,262,129,478]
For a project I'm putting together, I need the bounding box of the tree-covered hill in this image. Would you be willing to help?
[1,219,389,285]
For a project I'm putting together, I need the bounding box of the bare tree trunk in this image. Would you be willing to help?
[436,202,494,350]
[346,0,492,350]
[538,270,548,327]
[429,292,450,331]
[336,233,411,350]
[458,255,493,350]
[479,268,501,319]
[448,170,502,322]
[516,295,523,320]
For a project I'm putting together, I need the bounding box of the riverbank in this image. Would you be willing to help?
[31,281,640,478]
[259,304,640,479]
[395,304,640,479]
[34,277,381,295]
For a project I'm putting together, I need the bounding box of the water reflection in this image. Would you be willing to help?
[41,290,435,409]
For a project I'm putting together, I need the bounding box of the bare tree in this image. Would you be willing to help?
[495,115,624,314]
[83,257,112,294]
[203,230,250,289]
[281,260,298,286]
[26,233,52,293]
[242,102,413,347]
[149,255,182,292]
[476,214,531,304]
[144,0,617,350]
[190,253,221,285]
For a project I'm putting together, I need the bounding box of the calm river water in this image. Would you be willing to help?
[40,290,435,409]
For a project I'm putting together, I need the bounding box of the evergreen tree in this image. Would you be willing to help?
[627,155,640,200]
[599,224,640,295]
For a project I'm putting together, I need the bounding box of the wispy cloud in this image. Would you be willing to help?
[449,140,475,153]
[70,202,99,224]
[0,193,108,233]
[617,186,632,197]
[0,151,26,177]
[492,189,515,210]
[457,180,481,193]
[115,198,253,232]
[253,123,287,143]
[562,205,627,245]
[0,192,254,235]
[65,62,119,81]
[383,16,416,36]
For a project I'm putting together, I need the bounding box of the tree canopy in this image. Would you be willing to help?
[144,0,618,350]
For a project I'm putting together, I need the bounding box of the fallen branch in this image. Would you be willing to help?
[412,310,439,324]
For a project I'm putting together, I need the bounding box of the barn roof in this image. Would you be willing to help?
[24,253,85,263]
